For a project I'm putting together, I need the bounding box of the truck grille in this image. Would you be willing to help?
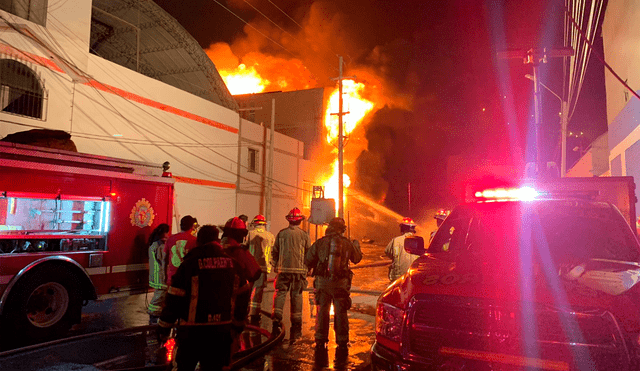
[406,296,627,368]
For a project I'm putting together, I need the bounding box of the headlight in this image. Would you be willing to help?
[376,302,405,344]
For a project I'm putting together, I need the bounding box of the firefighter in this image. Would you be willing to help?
[305,217,362,348]
[164,215,198,285]
[157,225,248,371]
[385,217,419,281]
[221,217,261,346]
[147,223,171,323]
[247,214,275,325]
[271,207,311,339]
[430,209,450,241]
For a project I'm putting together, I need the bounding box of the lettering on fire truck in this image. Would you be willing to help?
[423,272,482,286]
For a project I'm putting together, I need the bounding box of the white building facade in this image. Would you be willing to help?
[0,0,313,232]
[603,1,640,205]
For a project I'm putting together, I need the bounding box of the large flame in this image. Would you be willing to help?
[219,64,267,95]
[324,80,374,144]
[321,80,375,206]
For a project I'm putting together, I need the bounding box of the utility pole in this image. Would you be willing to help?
[498,47,573,178]
[338,57,344,219]
[331,57,355,219]
[560,100,568,177]
[265,99,275,231]
[236,106,262,215]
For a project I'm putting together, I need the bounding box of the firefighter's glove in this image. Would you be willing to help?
[352,240,360,249]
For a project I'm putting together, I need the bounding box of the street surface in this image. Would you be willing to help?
[25,242,391,370]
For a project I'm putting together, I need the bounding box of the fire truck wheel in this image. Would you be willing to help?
[4,266,81,342]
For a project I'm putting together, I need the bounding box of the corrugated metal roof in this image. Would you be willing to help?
[90,0,237,111]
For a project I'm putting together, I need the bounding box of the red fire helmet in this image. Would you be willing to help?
[224,216,247,231]
[286,207,305,222]
[400,217,416,227]
[252,214,267,225]
[434,209,450,221]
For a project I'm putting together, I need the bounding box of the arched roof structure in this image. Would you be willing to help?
[90,0,237,111]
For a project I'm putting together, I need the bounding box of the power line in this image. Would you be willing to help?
[0,13,313,194]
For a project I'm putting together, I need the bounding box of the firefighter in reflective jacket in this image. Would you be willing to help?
[385,217,418,281]
[158,225,248,371]
[305,217,362,348]
[271,207,310,339]
[247,214,275,324]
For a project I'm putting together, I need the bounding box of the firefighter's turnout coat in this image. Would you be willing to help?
[159,242,248,328]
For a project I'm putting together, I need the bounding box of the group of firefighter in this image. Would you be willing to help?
[145,208,364,370]
[146,206,449,370]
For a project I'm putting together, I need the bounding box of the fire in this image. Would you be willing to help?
[323,160,351,201]
[321,80,374,204]
[324,80,374,144]
[219,64,266,95]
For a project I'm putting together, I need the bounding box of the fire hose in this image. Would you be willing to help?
[0,310,285,371]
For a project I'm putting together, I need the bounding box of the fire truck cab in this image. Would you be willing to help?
[0,142,174,344]
[373,180,640,371]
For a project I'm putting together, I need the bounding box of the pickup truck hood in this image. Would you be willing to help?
[381,255,640,332]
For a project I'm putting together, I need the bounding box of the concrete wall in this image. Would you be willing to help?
[603,0,640,215]
[235,88,326,160]
[566,133,609,177]
[236,117,318,233]
[0,2,310,231]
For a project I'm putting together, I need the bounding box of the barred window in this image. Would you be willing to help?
[248,148,259,173]
[0,59,45,119]
[0,0,48,26]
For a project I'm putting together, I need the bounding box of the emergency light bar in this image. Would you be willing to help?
[474,187,539,201]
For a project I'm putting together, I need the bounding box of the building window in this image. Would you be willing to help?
[248,148,259,173]
[0,59,46,119]
[0,0,48,26]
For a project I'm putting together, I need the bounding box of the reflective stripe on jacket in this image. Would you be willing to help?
[159,242,248,327]
[149,239,167,290]
[164,231,197,284]
[248,227,275,272]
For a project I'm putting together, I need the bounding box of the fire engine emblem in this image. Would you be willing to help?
[130,198,155,228]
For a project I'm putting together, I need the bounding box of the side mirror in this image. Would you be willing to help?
[404,236,425,255]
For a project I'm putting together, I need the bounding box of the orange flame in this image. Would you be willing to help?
[219,64,267,95]
[321,80,375,205]
[324,80,374,144]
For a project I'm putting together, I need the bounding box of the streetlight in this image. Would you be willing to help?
[525,74,569,177]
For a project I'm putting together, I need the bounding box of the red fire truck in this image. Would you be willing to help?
[0,142,174,343]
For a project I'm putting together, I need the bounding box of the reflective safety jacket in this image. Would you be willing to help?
[164,231,197,285]
[305,232,362,279]
[247,227,275,273]
[272,225,311,275]
[158,242,248,328]
[149,238,168,290]
[385,232,419,281]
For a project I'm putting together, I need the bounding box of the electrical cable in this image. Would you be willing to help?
[241,0,338,69]
[0,13,315,195]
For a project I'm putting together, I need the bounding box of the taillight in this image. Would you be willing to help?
[376,302,405,351]
[165,338,176,362]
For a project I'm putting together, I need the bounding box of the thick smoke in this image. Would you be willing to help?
[202,0,510,217]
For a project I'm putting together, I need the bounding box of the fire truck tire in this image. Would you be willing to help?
[3,265,82,342]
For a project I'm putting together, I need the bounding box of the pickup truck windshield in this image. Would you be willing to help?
[428,201,640,265]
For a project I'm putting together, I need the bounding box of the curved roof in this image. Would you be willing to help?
[90,0,237,111]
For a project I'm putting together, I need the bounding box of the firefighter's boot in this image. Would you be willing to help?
[271,320,281,337]
[290,321,303,342]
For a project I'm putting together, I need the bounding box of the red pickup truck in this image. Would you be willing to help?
[372,181,640,371]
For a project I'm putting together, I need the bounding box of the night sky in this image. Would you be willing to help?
[154,0,607,217]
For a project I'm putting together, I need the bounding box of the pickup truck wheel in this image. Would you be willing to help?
[3,266,81,343]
